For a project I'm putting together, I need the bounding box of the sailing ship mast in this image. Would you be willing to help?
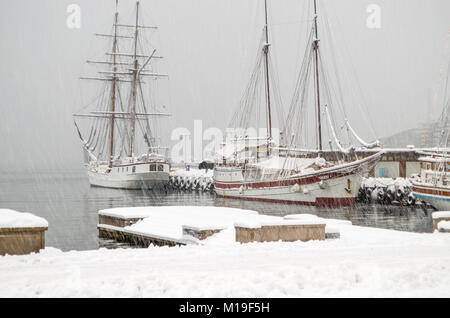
[280,0,380,156]
[109,2,119,167]
[225,0,284,163]
[74,0,171,165]
[313,0,323,153]
[129,1,140,159]
[72,0,172,189]
[263,0,272,156]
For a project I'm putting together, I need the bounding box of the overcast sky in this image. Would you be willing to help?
[0,0,449,172]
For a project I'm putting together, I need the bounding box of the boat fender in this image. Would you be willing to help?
[371,188,378,201]
[302,187,309,194]
[407,193,416,206]
[239,185,244,194]
[319,180,327,189]
[292,183,300,192]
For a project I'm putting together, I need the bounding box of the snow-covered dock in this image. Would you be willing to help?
[0,209,48,256]
[98,224,192,247]
[235,221,325,243]
[432,212,450,232]
[97,206,333,246]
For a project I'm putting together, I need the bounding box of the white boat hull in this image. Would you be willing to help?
[214,153,382,207]
[215,173,360,206]
[412,183,450,210]
[88,170,169,189]
[87,161,170,190]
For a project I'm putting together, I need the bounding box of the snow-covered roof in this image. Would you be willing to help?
[418,156,450,163]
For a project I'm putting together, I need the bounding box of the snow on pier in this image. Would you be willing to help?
[97,206,337,246]
[0,209,48,256]
[0,209,48,229]
[432,211,450,232]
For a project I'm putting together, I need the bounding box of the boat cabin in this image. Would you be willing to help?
[418,156,450,186]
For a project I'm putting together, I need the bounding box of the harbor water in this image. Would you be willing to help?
[0,168,434,252]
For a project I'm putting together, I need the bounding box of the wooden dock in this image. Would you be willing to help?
[432,212,450,232]
[98,213,221,247]
[235,223,326,244]
[0,209,48,256]
[98,224,189,247]
[98,207,331,247]
[0,227,47,256]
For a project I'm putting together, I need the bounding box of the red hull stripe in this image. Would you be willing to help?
[413,185,450,197]
[215,171,354,190]
[217,194,356,207]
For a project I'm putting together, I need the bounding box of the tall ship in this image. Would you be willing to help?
[214,0,383,207]
[73,1,171,189]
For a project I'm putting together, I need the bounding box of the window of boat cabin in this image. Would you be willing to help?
[150,164,156,171]
[248,168,257,180]
[132,166,136,173]
[256,168,262,180]
[274,170,281,180]
[158,165,164,172]
[264,170,279,180]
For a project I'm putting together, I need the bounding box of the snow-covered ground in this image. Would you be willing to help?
[1,214,449,297]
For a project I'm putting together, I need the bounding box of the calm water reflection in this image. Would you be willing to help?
[0,169,434,251]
